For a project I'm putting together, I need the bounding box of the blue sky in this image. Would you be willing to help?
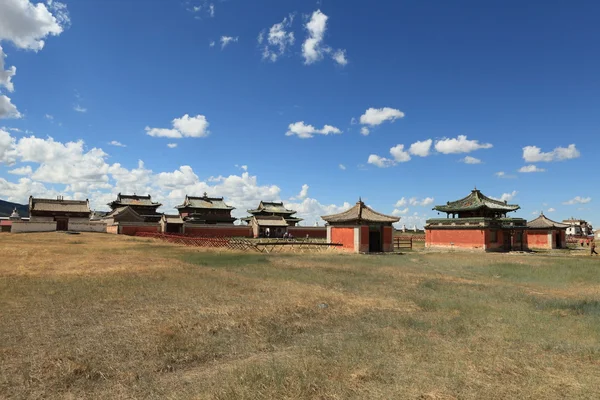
[0,0,598,228]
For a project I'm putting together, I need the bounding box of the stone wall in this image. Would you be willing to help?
[287,226,327,239]
[11,221,57,233]
[426,228,487,250]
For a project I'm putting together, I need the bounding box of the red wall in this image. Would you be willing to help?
[120,225,160,236]
[525,231,550,249]
[383,226,393,246]
[287,227,327,239]
[426,229,486,250]
[185,226,252,238]
[331,227,355,252]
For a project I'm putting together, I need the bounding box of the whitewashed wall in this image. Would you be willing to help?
[11,221,56,233]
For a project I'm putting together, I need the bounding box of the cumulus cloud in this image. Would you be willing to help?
[259,14,295,62]
[220,36,238,49]
[108,141,126,147]
[434,135,492,154]
[167,143,177,148]
[409,197,434,206]
[389,144,411,163]
[8,165,32,175]
[0,94,21,119]
[392,207,409,216]
[522,144,580,163]
[290,184,309,200]
[409,139,432,157]
[359,107,405,126]
[146,114,210,139]
[285,197,351,226]
[461,156,482,164]
[367,154,395,168]
[285,121,341,139]
[395,197,407,207]
[0,0,69,51]
[490,191,517,202]
[518,165,545,173]
[360,127,370,136]
[563,196,591,205]
[0,46,16,92]
[302,9,347,66]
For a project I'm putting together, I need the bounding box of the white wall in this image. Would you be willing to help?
[11,221,56,233]
[29,216,54,223]
[68,222,106,233]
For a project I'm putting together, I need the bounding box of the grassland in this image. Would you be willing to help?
[1,233,599,399]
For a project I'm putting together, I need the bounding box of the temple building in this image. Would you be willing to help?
[526,213,569,249]
[29,196,92,231]
[175,193,236,224]
[105,193,162,223]
[425,189,527,251]
[322,198,399,253]
[562,218,593,236]
[243,201,302,238]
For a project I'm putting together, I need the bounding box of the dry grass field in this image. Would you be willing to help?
[1,233,600,399]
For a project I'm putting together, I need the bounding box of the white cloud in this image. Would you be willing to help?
[338,164,346,170]
[547,208,556,212]
[209,40,215,48]
[367,154,395,168]
[409,197,434,206]
[259,15,295,62]
[409,139,432,157]
[44,113,53,120]
[0,95,21,119]
[359,107,405,126]
[522,144,580,163]
[495,171,505,177]
[360,127,370,136]
[291,184,309,200]
[167,143,177,148]
[0,128,16,163]
[350,117,357,125]
[0,0,69,51]
[563,196,592,205]
[220,36,238,49]
[209,3,214,17]
[491,190,517,202]
[73,104,86,113]
[518,165,545,173]
[395,197,407,207]
[392,207,409,216]
[0,46,16,92]
[109,140,126,147]
[285,197,351,226]
[332,49,347,66]
[302,9,347,66]
[285,121,341,139]
[461,156,482,164]
[434,135,492,154]
[302,10,328,64]
[389,144,411,163]
[146,114,210,139]
[8,165,32,175]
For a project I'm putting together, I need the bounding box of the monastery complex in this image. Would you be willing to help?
[0,188,595,254]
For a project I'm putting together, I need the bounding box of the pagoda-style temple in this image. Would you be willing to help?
[526,213,569,249]
[425,189,527,251]
[322,198,399,253]
[175,193,236,224]
[243,201,302,238]
[105,193,162,223]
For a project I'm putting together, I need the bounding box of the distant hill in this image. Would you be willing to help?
[0,199,28,217]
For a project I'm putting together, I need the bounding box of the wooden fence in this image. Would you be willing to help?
[135,232,342,253]
[393,237,413,251]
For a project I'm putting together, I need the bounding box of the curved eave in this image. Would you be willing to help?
[433,204,520,213]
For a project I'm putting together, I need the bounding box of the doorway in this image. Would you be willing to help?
[503,231,512,251]
[555,232,561,249]
[55,218,68,231]
[369,226,382,252]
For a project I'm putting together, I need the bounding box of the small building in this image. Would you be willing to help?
[242,201,302,227]
[29,196,92,231]
[425,189,527,251]
[321,198,399,253]
[526,213,569,249]
[161,214,184,234]
[247,215,290,238]
[107,193,162,223]
[175,193,236,224]
[562,218,593,236]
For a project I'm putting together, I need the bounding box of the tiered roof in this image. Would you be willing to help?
[176,193,234,210]
[248,201,296,215]
[108,193,161,209]
[322,199,399,224]
[528,213,570,229]
[252,215,290,227]
[433,189,520,213]
[29,196,90,214]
